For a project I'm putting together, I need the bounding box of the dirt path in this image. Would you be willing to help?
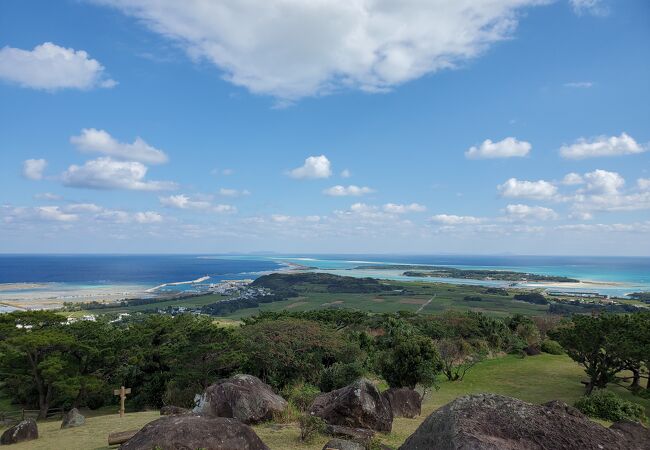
[416,295,436,313]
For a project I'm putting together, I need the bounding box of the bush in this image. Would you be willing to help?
[272,401,300,423]
[298,413,326,442]
[574,390,646,423]
[281,382,321,412]
[540,339,564,355]
[463,296,483,302]
[318,361,365,392]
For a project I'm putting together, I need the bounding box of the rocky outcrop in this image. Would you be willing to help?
[610,420,650,445]
[310,379,393,432]
[0,419,38,445]
[399,394,649,450]
[193,374,287,424]
[60,408,85,429]
[382,387,421,418]
[322,438,365,450]
[160,405,189,416]
[119,415,269,450]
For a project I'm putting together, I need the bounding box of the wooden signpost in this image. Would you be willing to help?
[113,386,131,417]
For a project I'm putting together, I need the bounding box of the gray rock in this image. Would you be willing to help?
[382,387,421,418]
[193,374,287,424]
[0,419,38,445]
[399,393,649,450]
[60,408,85,429]
[610,420,650,445]
[310,379,393,432]
[322,438,365,450]
[325,424,375,445]
[119,415,270,450]
[159,405,189,416]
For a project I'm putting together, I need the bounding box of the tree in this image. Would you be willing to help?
[550,314,630,394]
[376,318,440,389]
[436,338,483,381]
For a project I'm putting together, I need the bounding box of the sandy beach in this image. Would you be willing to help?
[0,283,151,310]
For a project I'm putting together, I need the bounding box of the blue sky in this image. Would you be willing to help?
[0,0,649,255]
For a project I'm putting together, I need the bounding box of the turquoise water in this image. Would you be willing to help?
[269,255,650,297]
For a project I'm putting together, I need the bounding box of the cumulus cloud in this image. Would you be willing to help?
[323,185,374,197]
[34,192,62,201]
[1,205,78,223]
[383,203,426,214]
[22,159,47,180]
[562,172,584,185]
[94,0,547,100]
[498,178,558,200]
[70,128,168,164]
[340,169,351,178]
[430,214,483,225]
[505,204,558,221]
[465,137,531,159]
[289,155,332,179]
[581,169,625,195]
[61,157,177,191]
[0,42,116,91]
[159,194,235,213]
[560,133,645,159]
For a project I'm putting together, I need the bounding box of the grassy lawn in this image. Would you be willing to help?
[5,354,647,449]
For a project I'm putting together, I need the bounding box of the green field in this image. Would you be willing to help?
[4,354,647,450]
[217,282,549,320]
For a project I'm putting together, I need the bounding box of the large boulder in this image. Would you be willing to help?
[119,415,269,450]
[60,408,85,429]
[399,394,649,450]
[322,438,365,450]
[325,424,375,445]
[310,379,393,432]
[193,374,287,424]
[160,405,189,416]
[382,387,421,418]
[0,419,38,445]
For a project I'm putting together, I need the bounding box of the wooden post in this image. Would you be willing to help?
[113,386,131,417]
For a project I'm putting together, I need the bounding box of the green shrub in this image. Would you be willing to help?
[272,401,300,423]
[298,413,326,442]
[318,361,365,392]
[281,382,321,411]
[574,390,646,423]
[540,339,564,355]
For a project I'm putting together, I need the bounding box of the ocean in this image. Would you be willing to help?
[0,254,649,311]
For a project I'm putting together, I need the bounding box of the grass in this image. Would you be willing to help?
[217,282,548,320]
[4,354,648,449]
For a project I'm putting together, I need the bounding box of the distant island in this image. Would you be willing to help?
[355,265,579,283]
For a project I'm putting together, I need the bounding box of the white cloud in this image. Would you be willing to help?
[430,214,483,225]
[289,155,332,179]
[323,185,374,197]
[36,206,79,222]
[582,169,624,195]
[22,159,47,180]
[0,42,116,91]
[570,0,608,16]
[61,157,176,191]
[134,212,163,224]
[383,203,426,214]
[340,169,351,178]
[560,133,645,159]
[563,81,594,88]
[64,203,103,213]
[562,172,584,185]
[465,137,531,159]
[159,194,235,213]
[219,188,250,197]
[498,178,558,200]
[70,128,168,164]
[505,204,558,221]
[638,178,650,191]
[94,0,547,100]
